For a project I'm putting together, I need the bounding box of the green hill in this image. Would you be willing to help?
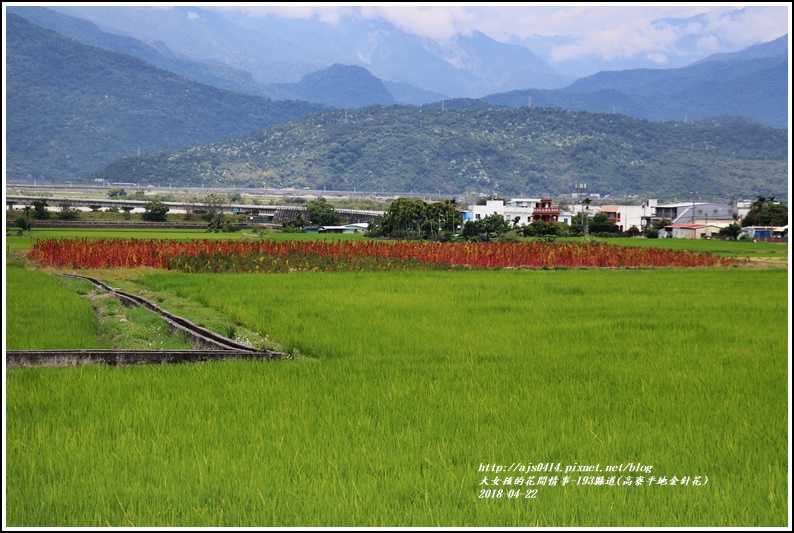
[5,13,327,182]
[92,105,788,199]
[272,64,395,108]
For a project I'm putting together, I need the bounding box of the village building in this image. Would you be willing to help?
[652,202,739,228]
[462,198,560,226]
[664,223,723,239]
[599,201,657,232]
[740,225,788,240]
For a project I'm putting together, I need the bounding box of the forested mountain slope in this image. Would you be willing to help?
[93,106,788,199]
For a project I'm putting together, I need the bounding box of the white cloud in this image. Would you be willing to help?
[360,6,477,41]
[645,52,669,65]
[209,4,789,64]
[503,5,788,64]
[697,34,721,52]
[549,19,682,63]
[186,11,200,21]
[699,6,790,48]
[212,5,349,25]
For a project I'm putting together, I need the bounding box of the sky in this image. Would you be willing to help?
[211,3,791,73]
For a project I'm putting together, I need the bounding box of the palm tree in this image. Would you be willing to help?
[583,197,592,235]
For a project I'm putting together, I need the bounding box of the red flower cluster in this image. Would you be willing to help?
[29,238,741,271]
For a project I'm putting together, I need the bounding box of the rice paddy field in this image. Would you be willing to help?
[4,230,790,527]
[4,264,107,350]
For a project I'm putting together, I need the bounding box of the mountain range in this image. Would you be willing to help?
[482,37,788,128]
[5,13,327,183]
[4,7,789,199]
[9,5,788,127]
[38,5,576,98]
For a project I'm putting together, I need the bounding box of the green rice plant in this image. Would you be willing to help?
[5,269,788,526]
[5,263,108,350]
[4,261,194,351]
[591,236,788,259]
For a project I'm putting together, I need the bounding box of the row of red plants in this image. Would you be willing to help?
[29,238,743,271]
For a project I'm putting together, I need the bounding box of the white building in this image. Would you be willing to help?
[461,198,560,226]
[599,200,657,232]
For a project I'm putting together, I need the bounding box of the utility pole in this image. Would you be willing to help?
[583,197,591,235]
[574,183,587,235]
[691,190,697,224]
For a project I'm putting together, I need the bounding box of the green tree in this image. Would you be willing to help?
[107,188,126,198]
[199,194,227,222]
[31,199,49,220]
[206,213,238,233]
[422,199,461,240]
[624,225,642,237]
[522,219,565,237]
[719,223,743,240]
[741,196,787,227]
[463,213,511,241]
[282,212,307,233]
[370,198,428,238]
[307,199,341,226]
[441,199,461,235]
[183,196,199,221]
[141,200,169,222]
[588,212,618,235]
[645,218,671,238]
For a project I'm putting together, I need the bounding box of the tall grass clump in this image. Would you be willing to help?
[5,263,107,350]
[6,268,788,527]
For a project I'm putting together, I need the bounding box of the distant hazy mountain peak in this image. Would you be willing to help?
[421,36,472,70]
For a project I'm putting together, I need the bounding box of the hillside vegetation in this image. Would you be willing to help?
[93,106,788,199]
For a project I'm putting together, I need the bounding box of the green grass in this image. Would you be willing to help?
[5,268,788,526]
[593,236,789,259]
[92,295,195,351]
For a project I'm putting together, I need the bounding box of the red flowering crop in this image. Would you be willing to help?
[29,238,743,272]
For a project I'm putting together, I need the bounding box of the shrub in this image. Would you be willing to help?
[14,216,31,232]
[141,201,169,222]
[56,202,79,220]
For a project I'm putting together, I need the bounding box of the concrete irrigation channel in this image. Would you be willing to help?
[6,274,283,368]
[5,350,280,369]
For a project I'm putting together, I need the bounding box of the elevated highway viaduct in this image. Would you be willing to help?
[5,195,384,225]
